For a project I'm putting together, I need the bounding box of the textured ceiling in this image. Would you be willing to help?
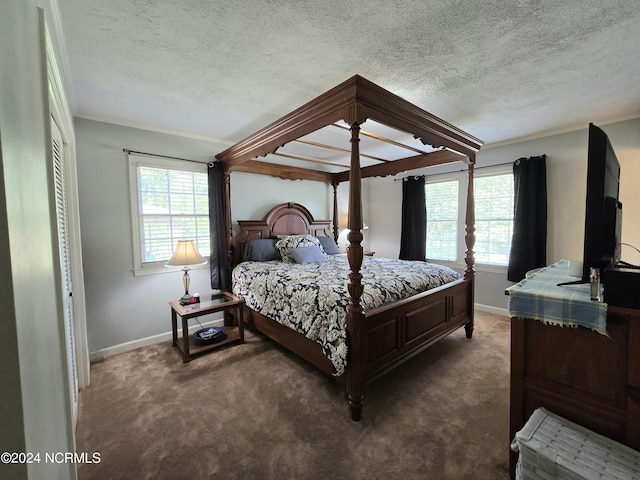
[58,0,640,149]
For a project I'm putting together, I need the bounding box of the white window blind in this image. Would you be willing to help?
[474,173,514,265]
[129,155,209,274]
[425,180,459,261]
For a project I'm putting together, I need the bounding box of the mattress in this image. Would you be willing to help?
[232,254,461,375]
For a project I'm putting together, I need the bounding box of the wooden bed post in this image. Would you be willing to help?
[346,120,366,421]
[332,180,339,243]
[223,168,234,280]
[464,160,476,338]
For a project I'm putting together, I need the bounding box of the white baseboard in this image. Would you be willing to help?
[89,316,224,363]
[474,303,508,317]
[90,303,508,363]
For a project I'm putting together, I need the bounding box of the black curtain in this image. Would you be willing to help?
[399,176,426,261]
[208,161,229,290]
[507,155,547,282]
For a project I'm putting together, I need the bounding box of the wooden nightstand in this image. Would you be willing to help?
[170,291,244,362]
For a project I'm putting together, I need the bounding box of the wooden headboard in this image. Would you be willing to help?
[230,202,332,267]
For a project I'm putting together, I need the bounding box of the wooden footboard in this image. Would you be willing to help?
[243,276,474,419]
[363,277,473,382]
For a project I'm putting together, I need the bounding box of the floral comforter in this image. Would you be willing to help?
[232,254,461,376]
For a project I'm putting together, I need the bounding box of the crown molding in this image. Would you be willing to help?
[74,112,235,146]
[483,113,640,149]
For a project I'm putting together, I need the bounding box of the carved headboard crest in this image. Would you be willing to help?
[230,202,332,267]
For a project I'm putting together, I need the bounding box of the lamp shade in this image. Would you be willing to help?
[166,240,207,267]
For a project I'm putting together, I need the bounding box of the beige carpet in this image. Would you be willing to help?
[76,310,511,480]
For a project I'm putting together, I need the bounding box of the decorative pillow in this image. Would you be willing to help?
[289,245,327,265]
[316,236,341,255]
[243,239,281,262]
[275,234,324,263]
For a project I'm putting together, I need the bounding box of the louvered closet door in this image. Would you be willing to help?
[51,116,78,425]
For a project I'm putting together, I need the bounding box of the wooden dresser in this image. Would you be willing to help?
[509,305,640,479]
[506,261,640,479]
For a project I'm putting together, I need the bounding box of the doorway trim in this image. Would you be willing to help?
[43,11,90,394]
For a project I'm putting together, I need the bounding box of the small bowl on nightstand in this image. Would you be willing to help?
[193,327,226,343]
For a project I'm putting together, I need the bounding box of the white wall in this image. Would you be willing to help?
[75,118,340,357]
[229,171,333,233]
[369,118,640,310]
[0,1,75,479]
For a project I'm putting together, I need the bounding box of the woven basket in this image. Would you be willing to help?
[512,408,640,480]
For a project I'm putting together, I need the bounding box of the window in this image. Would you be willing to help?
[129,155,209,274]
[424,168,513,268]
[425,180,458,261]
[474,174,514,265]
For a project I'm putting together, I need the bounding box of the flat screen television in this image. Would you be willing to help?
[581,123,622,282]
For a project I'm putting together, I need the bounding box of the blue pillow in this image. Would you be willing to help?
[243,239,281,261]
[289,245,327,265]
[316,236,341,255]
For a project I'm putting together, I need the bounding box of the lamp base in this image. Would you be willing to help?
[179,294,193,306]
[179,293,201,306]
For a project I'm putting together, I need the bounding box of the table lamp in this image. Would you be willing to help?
[166,239,207,304]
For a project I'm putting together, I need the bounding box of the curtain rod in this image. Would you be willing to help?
[123,148,214,165]
[393,161,514,181]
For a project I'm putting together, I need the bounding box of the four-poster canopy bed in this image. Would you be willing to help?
[215,75,483,420]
